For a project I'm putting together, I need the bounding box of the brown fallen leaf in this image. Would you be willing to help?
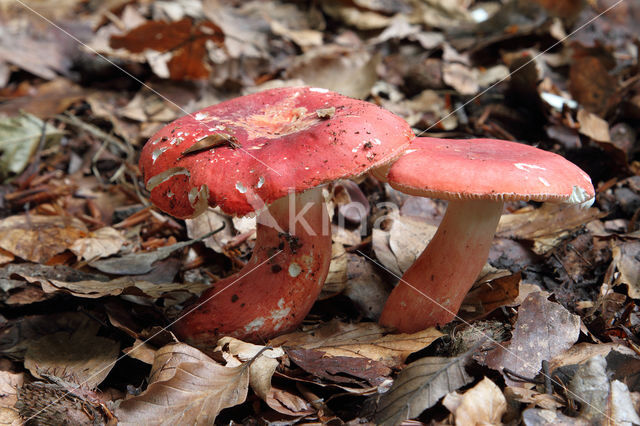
[287,347,392,386]
[375,352,474,425]
[611,239,640,298]
[269,320,443,369]
[0,215,87,264]
[116,343,249,425]
[442,377,507,426]
[24,322,119,389]
[496,204,604,254]
[486,292,581,386]
[459,272,521,320]
[69,226,127,261]
[0,361,23,419]
[19,274,208,299]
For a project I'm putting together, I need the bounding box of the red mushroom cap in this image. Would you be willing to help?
[385,137,595,204]
[139,86,414,218]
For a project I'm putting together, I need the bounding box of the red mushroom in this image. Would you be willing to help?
[139,86,413,344]
[377,137,595,333]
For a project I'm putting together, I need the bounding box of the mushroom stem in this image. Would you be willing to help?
[173,186,331,345]
[379,199,504,332]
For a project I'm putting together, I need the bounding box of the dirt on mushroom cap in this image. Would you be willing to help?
[139,86,414,218]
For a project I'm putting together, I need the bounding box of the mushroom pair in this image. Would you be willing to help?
[376,137,596,333]
[139,86,413,345]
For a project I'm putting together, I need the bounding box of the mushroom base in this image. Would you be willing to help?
[173,187,331,345]
[379,199,504,332]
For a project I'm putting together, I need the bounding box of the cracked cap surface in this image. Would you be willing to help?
[139,86,414,218]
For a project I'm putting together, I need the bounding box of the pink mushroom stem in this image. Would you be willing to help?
[379,199,504,333]
[174,186,331,345]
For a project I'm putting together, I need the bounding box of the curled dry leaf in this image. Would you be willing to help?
[375,352,474,426]
[0,215,87,263]
[486,292,581,386]
[269,320,442,369]
[611,240,640,298]
[24,322,119,389]
[116,343,249,425]
[20,274,208,299]
[69,226,127,261]
[442,377,507,426]
[496,204,604,254]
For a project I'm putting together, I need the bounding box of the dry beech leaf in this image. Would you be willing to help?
[24,322,119,389]
[69,226,126,261]
[442,377,507,425]
[459,272,521,320]
[287,347,392,386]
[577,109,610,142]
[496,204,604,254]
[486,292,581,386]
[215,337,312,416]
[116,343,249,425]
[0,364,23,414]
[504,386,565,411]
[269,320,443,369]
[123,339,157,365]
[20,274,208,299]
[375,353,474,425]
[320,242,348,299]
[611,240,640,298]
[0,215,87,263]
[89,226,223,275]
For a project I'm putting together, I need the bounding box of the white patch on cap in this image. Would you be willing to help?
[194,112,208,121]
[514,163,546,172]
[235,182,248,193]
[404,149,418,154]
[244,317,265,333]
[568,185,594,207]
[270,298,292,331]
[151,147,168,164]
[309,87,329,93]
[288,262,302,277]
[256,176,265,188]
[538,177,551,187]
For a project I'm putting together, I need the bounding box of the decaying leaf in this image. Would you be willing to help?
[486,292,581,386]
[611,240,640,298]
[375,353,474,425]
[24,322,119,389]
[0,215,87,263]
[116,343,250,425]
[270,320,443,369]
[442,377,507,425]
[460,272,521,320]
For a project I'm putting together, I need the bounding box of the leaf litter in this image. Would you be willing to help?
[0,0,640,423]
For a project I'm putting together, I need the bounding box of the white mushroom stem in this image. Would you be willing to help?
[379,199,504,333]
[173,186,331,345]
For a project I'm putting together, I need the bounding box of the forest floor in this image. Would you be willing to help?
[0,0,640,424]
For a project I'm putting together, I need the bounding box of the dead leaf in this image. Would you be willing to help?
[270,320,442,369]
[460,272,521,320]
[0,113,64,180]
[486,292,581,386]
[0,215,87,263]
[0,362,23,416]
[343,253,390,320]
[116,343,249,425]
[577,109,611,142]
[21,274,208,299]
[611,240,640,297]
[569,56,617,117]
[320,242,348,299]
[442,377,507,425]
[24,323,119,389]
[287,347,392,386]
[69,227,127,261]
[89,226,223,275]
[375,353,474,425]
[110,18,223,80]
[496,204,604,254]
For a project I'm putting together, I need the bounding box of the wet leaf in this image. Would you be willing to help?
[375,353,474,425]
[116,343,249,425]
